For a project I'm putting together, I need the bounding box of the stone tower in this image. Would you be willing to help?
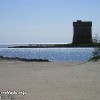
[72,20,93,44]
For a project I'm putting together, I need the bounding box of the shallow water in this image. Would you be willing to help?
[0,48,94,62]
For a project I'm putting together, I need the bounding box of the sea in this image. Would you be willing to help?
[0,45,94,62]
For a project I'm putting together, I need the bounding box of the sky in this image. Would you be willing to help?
[0,0,100,44]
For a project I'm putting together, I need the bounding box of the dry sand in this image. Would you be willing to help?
[0,60,100,100]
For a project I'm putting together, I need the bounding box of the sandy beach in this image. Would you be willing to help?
[0,60,100,100]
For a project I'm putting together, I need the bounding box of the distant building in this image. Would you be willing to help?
[72,20,93,44]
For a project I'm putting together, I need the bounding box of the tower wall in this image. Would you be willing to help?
[72,20,93,44]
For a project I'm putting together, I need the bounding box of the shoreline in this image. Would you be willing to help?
[0,56,49,62]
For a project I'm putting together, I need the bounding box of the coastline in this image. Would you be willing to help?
[8,43,100,48]
[0,60,100,100]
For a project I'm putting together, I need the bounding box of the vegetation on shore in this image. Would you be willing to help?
[8,43,100,48]
[89,34,100,61]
